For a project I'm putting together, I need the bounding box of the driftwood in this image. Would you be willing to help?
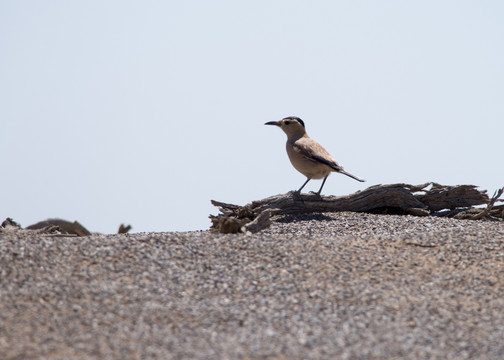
[26,219,92,236]
[0,218,74,237]
[455,187,504,220]
[1,218,133,236]
[210,183,503,234]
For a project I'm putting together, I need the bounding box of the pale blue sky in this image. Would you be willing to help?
[1,1,503,233]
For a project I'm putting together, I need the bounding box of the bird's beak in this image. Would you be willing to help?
[264,121,281,126]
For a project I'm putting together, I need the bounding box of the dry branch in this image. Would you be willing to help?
[469,187,504,220]
[210,183,496,233]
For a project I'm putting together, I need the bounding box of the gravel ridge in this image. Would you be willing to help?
[1,212,504,359]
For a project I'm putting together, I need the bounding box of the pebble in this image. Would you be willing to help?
[1,212,504,359]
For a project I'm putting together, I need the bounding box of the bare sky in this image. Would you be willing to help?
[1,1,503,233]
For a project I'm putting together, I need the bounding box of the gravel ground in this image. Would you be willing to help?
[1,212,504,359]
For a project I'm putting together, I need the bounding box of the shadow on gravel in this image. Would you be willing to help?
[275,213,337,223]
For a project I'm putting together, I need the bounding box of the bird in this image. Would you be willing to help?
[265,116,365,195]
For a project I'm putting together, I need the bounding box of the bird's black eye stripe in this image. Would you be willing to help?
[284,121,290,125]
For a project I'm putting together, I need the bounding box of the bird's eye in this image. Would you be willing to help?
[284,121,290,125]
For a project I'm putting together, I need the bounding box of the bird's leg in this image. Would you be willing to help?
[313,175,328,197]
[294,178,311,195]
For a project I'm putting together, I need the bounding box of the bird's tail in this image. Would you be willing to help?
[338,169,365,182]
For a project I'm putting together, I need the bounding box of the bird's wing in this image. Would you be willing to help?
[292,138,343,171]
[292,137,366,182]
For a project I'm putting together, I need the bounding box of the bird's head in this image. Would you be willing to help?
[265,116,306,138]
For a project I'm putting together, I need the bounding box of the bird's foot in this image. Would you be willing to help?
[309,191,323,200]
[290,190,303,200]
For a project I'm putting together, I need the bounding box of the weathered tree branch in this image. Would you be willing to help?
[210,183,497,233]
[454,187,504,221]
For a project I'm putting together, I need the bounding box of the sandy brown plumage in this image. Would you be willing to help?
[265,116,364,195]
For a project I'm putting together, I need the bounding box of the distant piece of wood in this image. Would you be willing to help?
[1,218,134,236]
[26,219,91,236]
[210,183,499,234]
